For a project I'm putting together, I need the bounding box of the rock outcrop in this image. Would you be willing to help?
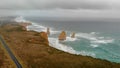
[39,32,49,45]
[39,32,48,41]
[71,32,75,38]
[58,31,66,40]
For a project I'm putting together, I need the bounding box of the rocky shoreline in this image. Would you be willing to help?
[0,22,120,68]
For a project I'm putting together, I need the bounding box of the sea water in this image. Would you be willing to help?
[23,17,120,63]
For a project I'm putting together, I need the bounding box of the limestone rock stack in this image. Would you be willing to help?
[71,33,75,38]
[47,28,50,35]
[58,31,66,41]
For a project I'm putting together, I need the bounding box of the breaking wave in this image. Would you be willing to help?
[76,32,114,48]
[14,16,29,23]
[49,37,96,57]
[65,37,78,42]
[27,23,46,32]
[27,22,61,34]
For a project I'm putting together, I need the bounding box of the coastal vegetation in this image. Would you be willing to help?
[0,42,16,68]
[0,23,120,68]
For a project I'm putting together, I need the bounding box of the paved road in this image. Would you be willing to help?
[0,35,22,68]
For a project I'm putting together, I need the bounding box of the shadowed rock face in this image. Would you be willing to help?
[58,31,66,41]
[71,33,75,38]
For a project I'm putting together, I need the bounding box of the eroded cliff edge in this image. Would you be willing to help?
[0,23,120,68]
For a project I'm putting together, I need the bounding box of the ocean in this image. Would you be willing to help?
[22,17,120,63]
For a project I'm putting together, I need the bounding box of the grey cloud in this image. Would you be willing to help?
[40,0,109,9]
[0,0,119,10]
[0,0,120,19]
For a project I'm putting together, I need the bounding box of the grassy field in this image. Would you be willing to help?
[0,41,16,68]
[0,23,120,68]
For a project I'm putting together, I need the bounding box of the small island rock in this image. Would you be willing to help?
[71,32,75,38]
[58,31,66,41]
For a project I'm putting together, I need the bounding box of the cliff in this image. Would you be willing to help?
[0,23,120,68]
[27,32,49,45]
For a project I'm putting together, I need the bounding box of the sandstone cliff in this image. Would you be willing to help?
[28,32,49,45]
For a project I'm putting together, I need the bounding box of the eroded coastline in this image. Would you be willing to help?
[0,22,120,68]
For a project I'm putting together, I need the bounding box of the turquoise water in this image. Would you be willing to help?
[26,17,120,63]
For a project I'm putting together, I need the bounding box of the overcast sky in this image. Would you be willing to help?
[0,0,120,19]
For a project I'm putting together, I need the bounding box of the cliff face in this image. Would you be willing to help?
[39,32,49,45]
[27,32,49,45]
[1,23,49,45]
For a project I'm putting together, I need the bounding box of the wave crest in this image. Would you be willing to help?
[14,16,27,23]
[49,37,96,57]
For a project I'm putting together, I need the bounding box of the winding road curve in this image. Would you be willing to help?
[0,35,22,68]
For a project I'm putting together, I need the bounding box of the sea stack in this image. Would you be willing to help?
[47,28,50,35]
[71,32,75,38]
[58,31,66,41]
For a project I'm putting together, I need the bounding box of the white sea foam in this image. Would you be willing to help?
[32,23,46,29]
[76,32,114,48]
[65,37,78,42]
[27,22,61,35]
[76,32,114,44]
[50,30,61,34]
[27,22,48,32]
[48,37,96,57]
[90,44,99,48]
[76,33,98,40]
[90,32,99,35]
[91,39,114,44]
[14,16,29,23]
